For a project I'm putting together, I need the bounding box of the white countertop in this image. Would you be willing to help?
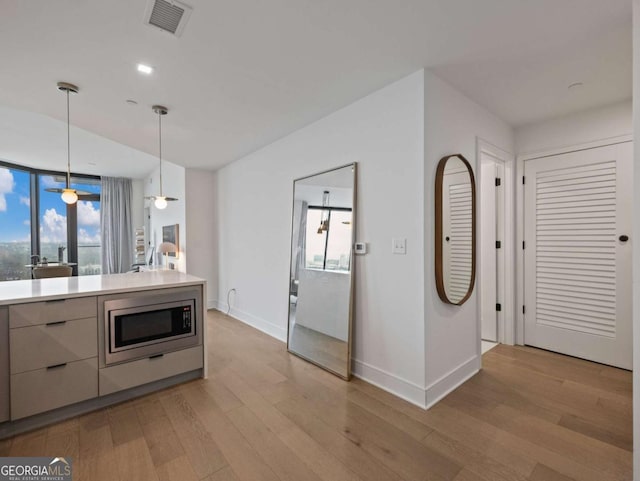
[0,271,206,306]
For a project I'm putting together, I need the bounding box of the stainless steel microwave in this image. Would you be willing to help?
[103,289,201,365]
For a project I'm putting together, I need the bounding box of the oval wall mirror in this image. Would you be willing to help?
[435,154,476,305]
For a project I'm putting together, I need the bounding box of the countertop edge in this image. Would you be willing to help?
[0,272,207,306]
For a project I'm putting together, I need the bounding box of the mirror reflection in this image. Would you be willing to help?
[436,154,475,305]
[288,164,356,379]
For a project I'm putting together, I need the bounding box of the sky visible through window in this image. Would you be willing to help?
[0,166,30,243]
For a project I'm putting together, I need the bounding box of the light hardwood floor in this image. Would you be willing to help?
[0,310,632,481]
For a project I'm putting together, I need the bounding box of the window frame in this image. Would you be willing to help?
[305,205,353,272]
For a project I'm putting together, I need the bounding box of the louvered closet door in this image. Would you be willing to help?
[443,171,473,301]
[524,142,632,369]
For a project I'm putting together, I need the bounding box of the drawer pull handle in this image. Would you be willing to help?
[149,354,164,360]
[46,321,67,327]
[47,363,67,370]
[45,299,66,304]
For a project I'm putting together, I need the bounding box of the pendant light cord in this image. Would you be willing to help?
[158,111,163,197]
[66,88,71,189]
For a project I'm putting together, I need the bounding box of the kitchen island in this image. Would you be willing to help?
[0,271,206,438]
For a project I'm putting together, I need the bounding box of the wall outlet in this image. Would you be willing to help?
[392,238,406,255]
[354,242,367,254]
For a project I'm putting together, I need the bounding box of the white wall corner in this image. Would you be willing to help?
[352,358,427,409]
[214,304,287,343]
[424,355,480,409]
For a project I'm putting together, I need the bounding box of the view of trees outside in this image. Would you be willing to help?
[0,166,101,281]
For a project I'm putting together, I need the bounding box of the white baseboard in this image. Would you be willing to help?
[207,304,478,411]
[425,355,480,408]
[352,358,426,409]
[214,302,287,342]
[207,299,218,310]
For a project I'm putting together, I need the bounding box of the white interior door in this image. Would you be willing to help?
[480,155,505,342]
[524,142,632,369]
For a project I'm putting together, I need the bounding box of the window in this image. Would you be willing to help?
[38,174,68,264]
[304,207,352,272]
[0,165,31,281]
[0,161,101,281]
[73,178,101,275]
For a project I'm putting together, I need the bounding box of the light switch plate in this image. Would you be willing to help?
[354,242,367,254]
[392,238,406,255]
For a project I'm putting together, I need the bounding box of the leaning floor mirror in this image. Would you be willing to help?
[287,163,357,380]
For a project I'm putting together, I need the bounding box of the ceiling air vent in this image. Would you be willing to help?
[144,0,193,37]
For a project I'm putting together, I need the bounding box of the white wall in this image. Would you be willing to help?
[217,70,427,405]
[515,100,632,154]
[632,1,639,479]
[145,161,186,272]
[423,70,514,406]
[185,169,218,308]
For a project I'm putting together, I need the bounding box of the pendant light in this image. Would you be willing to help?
[146,105,178,209]
[58,82,79,205]
[317,190,330,234]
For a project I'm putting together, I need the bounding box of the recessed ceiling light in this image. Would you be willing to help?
[137,64,153,75]
[568,82,584,90]
[126,99,138,105]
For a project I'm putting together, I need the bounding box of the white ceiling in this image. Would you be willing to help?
[0,0,632,174]
[0,105,158,178]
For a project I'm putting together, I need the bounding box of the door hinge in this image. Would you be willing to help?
[522,176,526,185]
[522,241,526,249]
[496,303,502,312]
[522,305,526,314]
[495,177,501,187]
[496,240,501,249]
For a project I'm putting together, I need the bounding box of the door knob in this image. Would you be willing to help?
[619,235,629,242]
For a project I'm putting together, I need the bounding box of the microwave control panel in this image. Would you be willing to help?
[183,307,192,329]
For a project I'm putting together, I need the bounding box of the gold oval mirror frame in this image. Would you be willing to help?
[435,154,476,305]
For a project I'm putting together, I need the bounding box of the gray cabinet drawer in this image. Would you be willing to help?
[99,346,203,396]
[10,317,97,374]
[9,297,97,328]
[11,358,98,420]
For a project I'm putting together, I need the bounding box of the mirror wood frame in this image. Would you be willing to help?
[286,162,357,380]
[435,154,476,305]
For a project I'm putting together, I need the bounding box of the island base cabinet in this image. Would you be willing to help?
[11,358,98,420]
[10,317,97,374]
[100,346,203,396]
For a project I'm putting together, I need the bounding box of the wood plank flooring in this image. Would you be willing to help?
[0,310,632,481]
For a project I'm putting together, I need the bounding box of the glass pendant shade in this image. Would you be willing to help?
[61,188,78,204]
[154,196,168,209]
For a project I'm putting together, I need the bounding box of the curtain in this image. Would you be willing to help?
[100,177,134,274]
[291,201,308,282]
